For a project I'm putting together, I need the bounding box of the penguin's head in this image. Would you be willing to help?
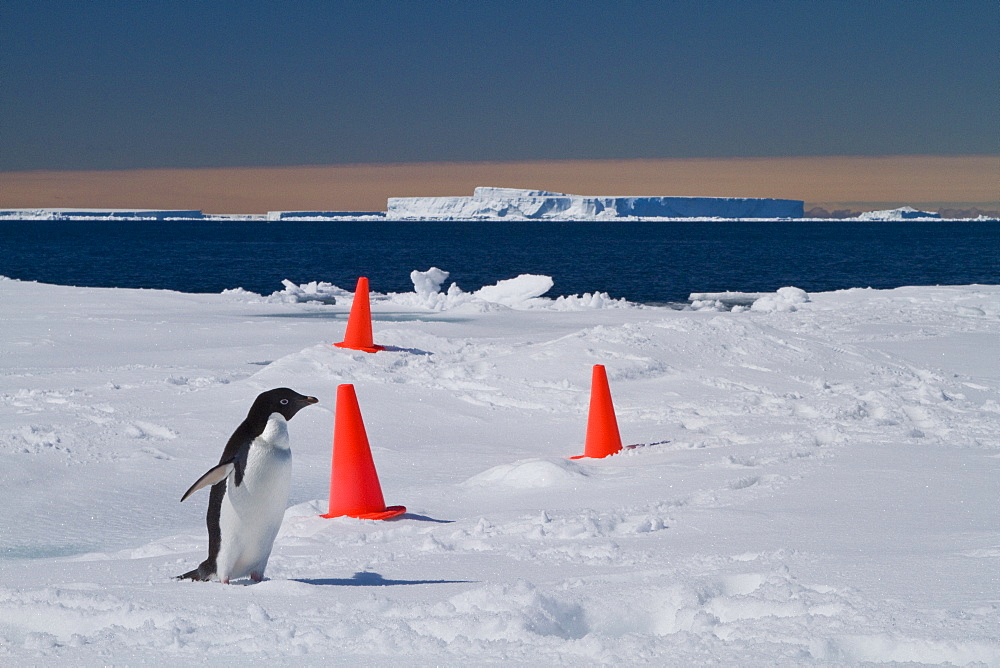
[254,388,319,421]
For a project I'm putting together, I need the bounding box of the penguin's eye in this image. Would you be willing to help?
[280,399,289,405]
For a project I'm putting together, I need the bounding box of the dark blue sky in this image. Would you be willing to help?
[1,1,997,171]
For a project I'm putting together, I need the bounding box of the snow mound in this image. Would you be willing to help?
[463,458,590,489]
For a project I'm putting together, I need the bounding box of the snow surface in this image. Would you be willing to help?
[1,272,999,665]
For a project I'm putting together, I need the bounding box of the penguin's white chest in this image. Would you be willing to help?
[217,414,292,582]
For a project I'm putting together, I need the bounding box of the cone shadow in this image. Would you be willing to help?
[400,512,454,523]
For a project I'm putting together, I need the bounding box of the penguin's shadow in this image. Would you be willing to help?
[294,571,474,587]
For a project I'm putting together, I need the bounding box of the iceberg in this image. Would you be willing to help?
[0,208,204,220]
[388,187,804,220]
[266,211,385,220]
[856,206,942,221]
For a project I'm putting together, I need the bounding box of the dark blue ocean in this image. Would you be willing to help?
[1,220,997,304]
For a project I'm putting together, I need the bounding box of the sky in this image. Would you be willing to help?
[1,1,998,172]
[3,157,997,213]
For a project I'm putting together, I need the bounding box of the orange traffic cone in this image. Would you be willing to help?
[334,277,384,353]
[320,384,406,520]
[570,364,623,459]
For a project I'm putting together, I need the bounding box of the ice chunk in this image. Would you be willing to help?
[411,267,450,297]
[751,287,810,312]
[474,274,554,307]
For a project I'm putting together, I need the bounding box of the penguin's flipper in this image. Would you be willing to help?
[180,462,235,502]
[232,448,248,488]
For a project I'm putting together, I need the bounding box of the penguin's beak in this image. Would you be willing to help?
[302,396,319,406]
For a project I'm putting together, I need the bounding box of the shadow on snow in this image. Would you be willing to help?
[294,571,474,587]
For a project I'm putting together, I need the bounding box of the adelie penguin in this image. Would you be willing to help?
[178,388,318,584]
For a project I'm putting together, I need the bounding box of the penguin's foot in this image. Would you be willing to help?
[250,571,264,582]
[176,569,210,581]
[176,560,216,581]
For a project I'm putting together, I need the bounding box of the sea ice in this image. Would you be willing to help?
[0,274,997,665]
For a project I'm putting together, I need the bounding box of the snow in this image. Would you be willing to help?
[1,272,999,665]
[387,187,805,220]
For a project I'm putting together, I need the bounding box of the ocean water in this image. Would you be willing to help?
[1,220,997,304]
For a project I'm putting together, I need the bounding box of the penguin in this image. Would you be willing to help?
[177,387,318,583]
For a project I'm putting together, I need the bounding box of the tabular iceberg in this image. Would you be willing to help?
[388,187,804,220]
[0,208,205,220]
[856,206,942,221]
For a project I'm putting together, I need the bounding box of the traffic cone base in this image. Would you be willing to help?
[571,364,623,459]
[321,505,406,521]
[335,277,383,353]
[333,341,385,353]
[321,384,404,521]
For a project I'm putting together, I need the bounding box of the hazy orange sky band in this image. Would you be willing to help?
[1,155,996,214]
